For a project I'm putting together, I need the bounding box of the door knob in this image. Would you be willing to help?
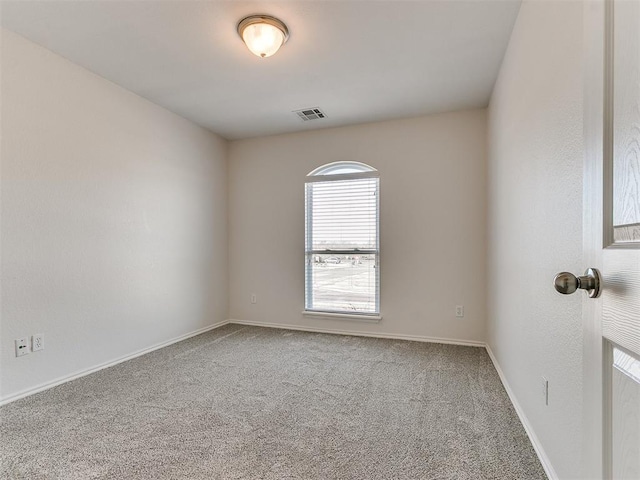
[554,268,601,298]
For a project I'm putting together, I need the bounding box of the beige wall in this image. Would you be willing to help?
[487,1,584,478]
[0,30,228,400]
[229,110,487,344]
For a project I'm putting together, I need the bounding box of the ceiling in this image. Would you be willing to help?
[1,1,521,140]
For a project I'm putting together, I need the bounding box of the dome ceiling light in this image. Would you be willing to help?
[237,15,289,58]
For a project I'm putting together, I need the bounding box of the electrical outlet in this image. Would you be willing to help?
[15,338,30,357]
[32,333,44,352]
[542,376,549,405]
[251,294,257,304]
[455,305,464,318]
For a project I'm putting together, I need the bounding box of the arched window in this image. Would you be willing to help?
[304,161,380,316]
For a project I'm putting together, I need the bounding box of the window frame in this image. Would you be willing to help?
[304,162,380,319]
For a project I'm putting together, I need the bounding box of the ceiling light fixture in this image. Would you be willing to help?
[237,15,289,58]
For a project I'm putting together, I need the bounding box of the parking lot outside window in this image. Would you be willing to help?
[304,162,380,316]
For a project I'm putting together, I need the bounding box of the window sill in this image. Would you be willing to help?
[302,310,382,323]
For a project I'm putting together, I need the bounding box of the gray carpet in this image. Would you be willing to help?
[0,324,546,479]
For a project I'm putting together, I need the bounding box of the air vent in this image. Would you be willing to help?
[293,107,327,121]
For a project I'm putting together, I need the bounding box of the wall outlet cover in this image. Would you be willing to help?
[15,338,30,357]
[32,333,44,351]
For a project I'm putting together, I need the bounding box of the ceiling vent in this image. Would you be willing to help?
[293,107,327,121]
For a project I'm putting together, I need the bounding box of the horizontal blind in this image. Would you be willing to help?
[305,175,379,314]
[306,177,378,251]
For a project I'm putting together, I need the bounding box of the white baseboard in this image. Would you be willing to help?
[485,345,558,480]
[227,318,485,348]
[0,320,230,406]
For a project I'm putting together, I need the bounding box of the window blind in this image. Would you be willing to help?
[305,176,379,314]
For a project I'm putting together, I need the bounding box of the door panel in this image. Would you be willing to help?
[612,0,640,244]
[612,347,640,479]
[604,0,640,358]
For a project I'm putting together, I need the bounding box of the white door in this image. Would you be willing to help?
[581,0,640,478]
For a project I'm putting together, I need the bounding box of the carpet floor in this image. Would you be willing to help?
[0,324,546,479]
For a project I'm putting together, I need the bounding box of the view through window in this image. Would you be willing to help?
[305,162,379,315]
